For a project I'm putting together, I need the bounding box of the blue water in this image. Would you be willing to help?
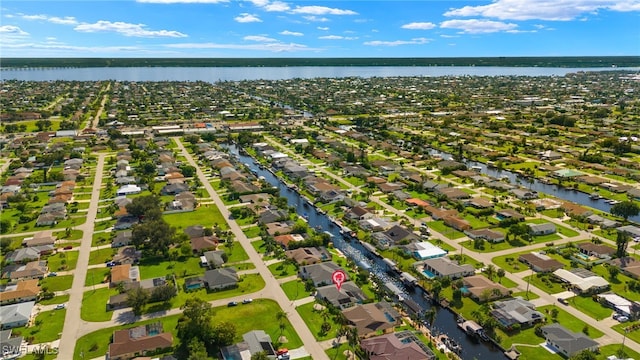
[422,269,436,279]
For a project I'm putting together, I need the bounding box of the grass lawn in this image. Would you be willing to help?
[18,309,66,344]
[88,247,116,265]
[523,273,566,294]
[493,251,540,273]
[590,264,640,301]
[268,261,299,278]
[74,299,301,360]
[221,242,249,263]
[39,275,73,292]
[515,345,560,360]
[569,295,613,320]
[45,251,79,271]
[252,239,266,254]
[426,221,466,239]
[53,229,83,240]
[229,262,255,271]
[242,226,262,239]
[511,291,540,300]
[139,255,203,280]
[598,344,640,360]
[164,205,228,230]
[281,279,309,301]
[80,287,119,322]
[296,301,342,341]
[92,232,111,246]
[38,294,70,305]
[85,268,110,287]
[538,305,604,338]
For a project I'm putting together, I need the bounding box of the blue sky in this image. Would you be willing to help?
[1,0,639,57]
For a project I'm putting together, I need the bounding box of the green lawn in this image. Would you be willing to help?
[88,247,116,265]
[45,251,79,271]
[139,255,203,280]
[85,268,110,287]
[22,309,66,344]
[80,287,119,322]
[39,275,73,292]
[597,344,640,360]
[53,229,83,240]
[221,242,249,263]
[511,291,540,300]
[426,221,466,239]
[164,205,228,230]
[538,305,604,338]
[38,294,70,305]
[92,232,111,246]
[569,295,613,320]
[296,301,342,341]
[523,273,566,294]
[281,279,309,301]
[252,239,266,254]
[268,261,299,278]
[74,299,301,360]
[242,226,262,239]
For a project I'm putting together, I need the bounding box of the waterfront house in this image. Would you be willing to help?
[539,324,598,358]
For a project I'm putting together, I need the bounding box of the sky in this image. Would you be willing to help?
[1,0,639,58]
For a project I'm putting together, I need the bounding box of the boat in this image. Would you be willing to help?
[589,193,602,200]
[608,199,621,205]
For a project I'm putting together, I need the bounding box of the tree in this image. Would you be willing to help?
[484,264,496,281]
[496,268,506,283]
[570,350,597,360]
[180,165,196,177]
[126,195,162,219]
[178,298,214,349]
[424,307,437,333]
[211,321,236,348]
[611,201,640,221]
[150,284,177,303]
[251,352,269,360]
[131,219,176,255]
[617,231,630,258]
[127,286,149,315]
[187,339,209,360]
[606,264,620,281]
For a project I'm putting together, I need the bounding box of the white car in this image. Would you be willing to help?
[618,316,629,323]
[55,304,66,310]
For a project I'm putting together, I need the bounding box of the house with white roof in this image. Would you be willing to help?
[553,268,609,294]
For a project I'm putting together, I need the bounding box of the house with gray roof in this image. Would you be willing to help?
[299,261,346,287]
[540,323,598,357]
[4,247,41,264]
[204,268,238,291]
[416,257,474,279]
[528,222,556,236]
[0,329,24,358]
[221,330,277,360]
[201,250,226,269]
[0,301,34,329]
[315,281,368,309]
[490,297,544,329]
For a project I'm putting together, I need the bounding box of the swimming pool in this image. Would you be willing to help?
[422,269,435,279]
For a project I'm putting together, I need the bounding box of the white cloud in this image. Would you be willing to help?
[280,30,303,36]
[0,25,29,36]
[317,26,329,30]
[264,1,290,11]
[303,16,329,22]
[443,0,640,21]
[74,20,188,37]
[235,13,262,23]
[440,34,459,38]
[244,35,277,42]
[247,0,269,6]
[440,19,518,33]
[364,37,430,46]
[137,0,228,3]
[2,42,141,53]
[319,35,357,40]
[20,13,78,25]
[166,41,318,52]
[401,22,436,30]
[291,6,357,15]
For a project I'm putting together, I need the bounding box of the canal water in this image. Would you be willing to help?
[226,144,505,360]
[427,149,640,223]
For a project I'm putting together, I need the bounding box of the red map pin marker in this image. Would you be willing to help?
[332,269,347,291]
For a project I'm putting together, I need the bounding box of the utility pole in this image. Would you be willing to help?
[526,268,532,299]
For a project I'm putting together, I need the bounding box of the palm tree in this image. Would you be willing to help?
[276,310,287,338]
[424,307,437,334]
[484,264,496,281]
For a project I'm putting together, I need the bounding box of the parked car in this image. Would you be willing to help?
[106,261,116,267]
[55,304,65,310]
[63,245,73,250]
[618,316,630,323]
[557,298,568,305]
[227,301,238,307]
[48,272,57,277]
[242,298,253,304]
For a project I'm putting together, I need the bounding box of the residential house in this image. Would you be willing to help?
[204,268,238,291]
[511,189,539,200]
[585,215,620,229]
[462,275,510,302]
[190,236,219,254]
[553,268,609,294]
[382,225,419,246]
[360,331,436,360]
[346,206,374,221]
[265,221,294,236]
[200,250,226,269]
[116,184,142,196]
[22,231,56,247]
[443,216,472,232]
[402,242,447,260]
[528,223,556,236]
[0,329,24,358]
[112,231,133,248]
[184,276,206,292]
[496,209,525,221]
[3,260,48,280]
[618,225,640,239]
[184,225,205,239]
[436,187,471,201]
[597,293,640,319]
[610,257,640,279]
[359,217,392,232]
[0,279,40,305]
[491,297,544,329]
[114,216,139,230]
[539,324,598,358]
[0,301,34,329]
[221,330,277,360]
[107,293,130,310]
[285,247,331,265]
[110,264,140,288]
[258,209,288,225]
[112,246,142,265]
[342,302,401,338]
[316,281,368,309]
[465,229,505,243]
[4,247,43,264]
[578,243,615,259]
[299,261,346,287]
[108,322,173,360]
[416,257,475,279]
[465,197,494,209]
[161,183,189,195]
[274,234,305,249]
[518,253,564,273]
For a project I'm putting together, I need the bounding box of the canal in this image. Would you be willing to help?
[226,144,505,360]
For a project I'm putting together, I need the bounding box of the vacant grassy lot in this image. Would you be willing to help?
[426,220,466,239]
[281,279,309,301]
[85,268,110,287]
[296,301,342,341]
[268,261,299,279]
[46,251,79,271]
[22,309,66,344]
[242,226,262,239]
[139,255,203,280]
[570,295,613,320]
[38,294,70,305]
[88,247,116,265]
[164,205,227,230]
[523,273,566,294]
[221,242,249,263]
[80,287,119,322]
[39,275,73,292]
